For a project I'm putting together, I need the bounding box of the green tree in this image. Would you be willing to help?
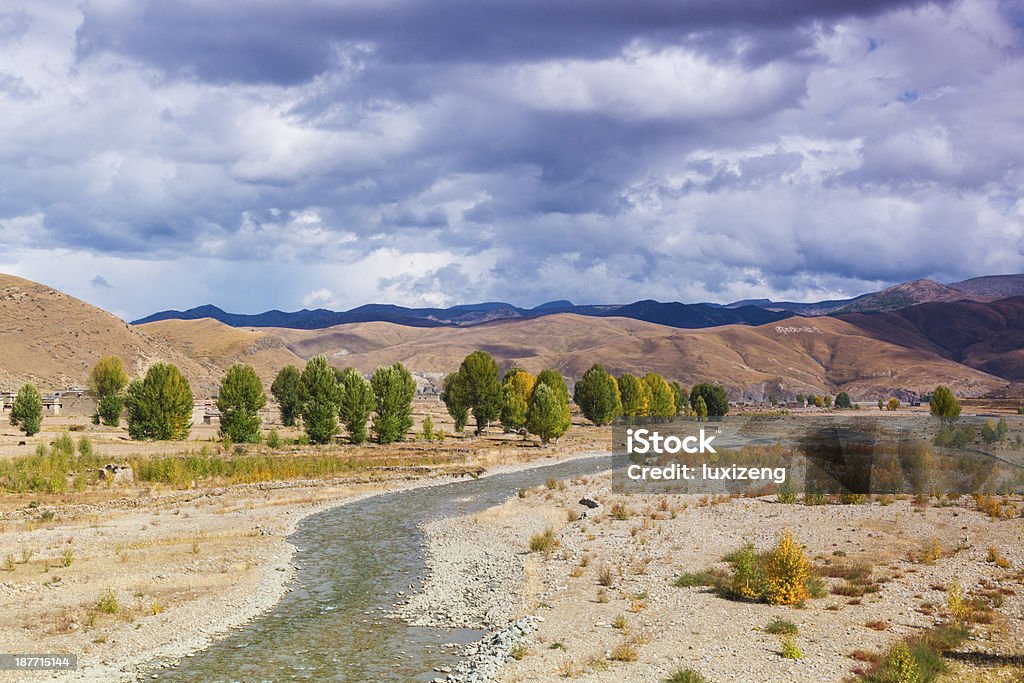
[456,351,502,435]
[501,368,535,433]
[535,369,571,433]
[618,374,649,419]
[835,391,852,409]
[643,373,677,418]
[217,364,266,443]
[89,355,129,426]
[689,384,729,418]
[336,367,374,444]
[371,362,416,444]
[299,356,342,444]
[271,366,302,427]
[929,385,961,423]
[878,398,885,411]
[886,397,900,411]
[441,372,469,432]
[823,394,833,408]
[125,363,194,440]
[10,383,42,436]
[694,395,708,421]
[669,381,687,415]
[795,393,805,407]
[573,364,621,426]
[526,383,569,445]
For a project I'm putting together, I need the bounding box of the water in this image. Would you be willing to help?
[159,455,610,682]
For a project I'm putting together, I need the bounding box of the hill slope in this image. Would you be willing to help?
[839,295,1024,380]
[0,274,221,393]
[141,313,1006,401]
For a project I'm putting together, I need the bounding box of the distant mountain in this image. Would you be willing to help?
[831,279,969,314]
[133,299,788,330]
[948,274,1024,299]
[134,274,1024,331]
[722,297,855,316]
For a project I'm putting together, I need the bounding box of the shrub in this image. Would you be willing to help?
[266,428,282,449]
[764,530,812,605]
[946,579,970,624]
[597,565,614,587]
[96,590,119,614]
[509,643,529,661]
[765,619,799,636]
[77,436,93,458]
[608,642,638,662]
[666,669,710,683]
[52,431,74,456]
[781,638,802,660]
[528,527,557,553]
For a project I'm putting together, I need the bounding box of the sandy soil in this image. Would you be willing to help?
[402,472,1024,683]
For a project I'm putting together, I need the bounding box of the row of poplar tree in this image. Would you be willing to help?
[438,352,730,444]
[8,352,729,444]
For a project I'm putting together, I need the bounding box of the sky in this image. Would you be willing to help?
[0,0,1022,321]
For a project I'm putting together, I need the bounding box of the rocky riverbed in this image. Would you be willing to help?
[397,472,1024,682]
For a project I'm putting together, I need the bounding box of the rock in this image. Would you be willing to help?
[578,497,600,509]
[97,463,134,485]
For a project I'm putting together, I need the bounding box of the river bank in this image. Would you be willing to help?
[400,472,1024,683]
[0,442,608,682]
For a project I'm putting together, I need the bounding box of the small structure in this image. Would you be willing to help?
[41,394,62,415]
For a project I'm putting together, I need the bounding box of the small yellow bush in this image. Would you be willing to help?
[764,530,811,605]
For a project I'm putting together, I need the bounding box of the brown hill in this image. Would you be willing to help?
[0,274,221,394]
[142,312,1005,401]
[839,295,1024,381]
[138,318,304,388]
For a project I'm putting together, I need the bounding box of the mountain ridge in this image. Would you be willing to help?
[132,274,1024,331]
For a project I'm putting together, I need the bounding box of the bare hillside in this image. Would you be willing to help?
[0,274,220,393]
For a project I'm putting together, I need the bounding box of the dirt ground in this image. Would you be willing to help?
[405,473,1024,683]
[0,399,608,681]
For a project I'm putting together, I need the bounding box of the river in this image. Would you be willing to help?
[158,454,610,682]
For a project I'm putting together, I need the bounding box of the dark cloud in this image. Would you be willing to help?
[72,0,938,85]
[0,0,1020,319]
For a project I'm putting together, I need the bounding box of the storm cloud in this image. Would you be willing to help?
[0,0,1021,319]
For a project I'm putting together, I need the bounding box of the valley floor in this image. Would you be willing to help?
[0,435,606,682]
[400,473,1024,683]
